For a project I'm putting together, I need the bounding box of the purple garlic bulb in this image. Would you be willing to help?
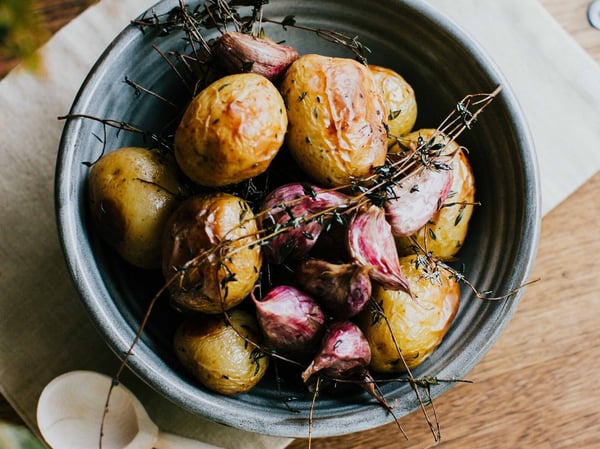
[252,285,326,356]
[258,183,350,263]
[347,205,410,292]
[385,164,453,237]
[296,259,372,319]
[301,321,371,382]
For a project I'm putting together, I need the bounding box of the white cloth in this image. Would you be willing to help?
[0,0,599,447]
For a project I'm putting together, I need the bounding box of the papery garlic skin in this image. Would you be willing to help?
[252,285,326,356]
[347,205,409,292]
[258,183,350,263]
[214,32,300,82]
[384,164,453,237]
[396,147,476,260]
[301,321,371,382]
[296,259,372,319]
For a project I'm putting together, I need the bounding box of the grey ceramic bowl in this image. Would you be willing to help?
[55,0,540,438]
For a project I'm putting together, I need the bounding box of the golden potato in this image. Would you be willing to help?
[174,73,287,187]
[394,129,476,259]
[87,147,183,269]
[358,256,460,372]
[174,310,269,395]
[280,54,388,187]
[162,192,261,313]
[369,65,417,142]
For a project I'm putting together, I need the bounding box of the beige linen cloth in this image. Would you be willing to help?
[1,0,599,448]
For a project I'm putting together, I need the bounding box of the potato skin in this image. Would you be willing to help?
[174,73,287,187]
[87,147,182,269]
[174,310,269,395]
[369,65,417,142]
[280,54,388,187]
[358,256,460,372]
[395,129,476,259]
[162,193,261,313]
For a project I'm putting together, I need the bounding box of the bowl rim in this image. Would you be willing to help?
[54,0,542,438]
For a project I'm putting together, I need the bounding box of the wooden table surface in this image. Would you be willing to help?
[2,0,600,448]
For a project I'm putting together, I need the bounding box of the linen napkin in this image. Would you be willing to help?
[0,0,599,448]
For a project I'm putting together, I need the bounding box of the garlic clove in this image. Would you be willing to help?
[385,164,453,237]
[213,32,300,82]
[347,205,410,292]
[296,259,372,319]
[258,183,350,263]
[252,285,326,357]
[301,321,371,382]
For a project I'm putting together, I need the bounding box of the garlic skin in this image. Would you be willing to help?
[252,285,326,356]
[384,164,453,237]
[214,32,300,82]
[347,205,409,292]
[296,259,372,319]
[301,321,371,382]
[258,183,350,263]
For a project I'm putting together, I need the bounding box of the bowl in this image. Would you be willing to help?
[55,0,541,438]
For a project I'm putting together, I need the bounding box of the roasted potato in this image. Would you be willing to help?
[280,54,388,187]
[162,192,261,313]
[87,146,183,269]
[358,256,460,372]
[174,73,287,187]
[369,65,417,142]
[394,128,476,259]
[174,309,269,395]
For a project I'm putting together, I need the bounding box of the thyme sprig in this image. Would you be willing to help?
[407,236,541,300]
[263,16,371,65]
[134,0,371,72]
[347,88,501,211]
[124,76,177,108]
[132,0,270,39]
[58,113,174,165]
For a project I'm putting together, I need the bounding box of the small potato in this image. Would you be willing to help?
[280,54,388,187]
[369,65,417,142]
[174,73,287,187]
[174,309,269,395]
[395,129,476,259]
[87,147,183,269]
[358,256,460,372]
[162,192,261,313]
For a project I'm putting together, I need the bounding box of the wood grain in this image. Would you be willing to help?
[1,1,599,448]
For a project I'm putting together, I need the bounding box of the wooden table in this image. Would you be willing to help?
[2,0,600,447]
